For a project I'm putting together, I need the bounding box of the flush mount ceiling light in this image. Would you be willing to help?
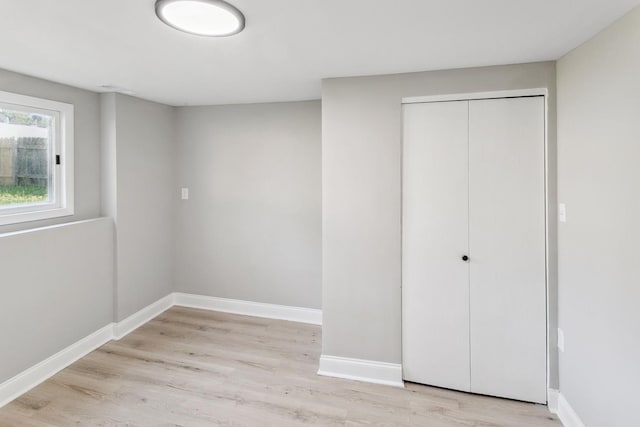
[155,0,245,37]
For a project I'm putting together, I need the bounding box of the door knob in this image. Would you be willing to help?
[462,255,469,262]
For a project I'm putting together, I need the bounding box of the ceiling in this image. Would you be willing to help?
[1,0,639,106]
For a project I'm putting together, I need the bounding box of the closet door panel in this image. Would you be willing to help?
[468,97,546,403]
[402,101,470,391]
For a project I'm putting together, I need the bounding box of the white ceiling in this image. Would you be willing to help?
[1,0,639,106]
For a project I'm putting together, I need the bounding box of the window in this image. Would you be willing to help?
[0,90,73,225]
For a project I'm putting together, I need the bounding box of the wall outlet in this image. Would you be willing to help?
[181,188,189,200]
[559,203,567,223]
[558,328,565,352]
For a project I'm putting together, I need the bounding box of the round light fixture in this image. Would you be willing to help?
[155,0,245,37]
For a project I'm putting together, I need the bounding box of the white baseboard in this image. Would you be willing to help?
[557,393,586,427]
[174,293,322,325]
[548,389,586,427]
[0,323,113,409]
[0,292,322,409]
[318,355,404,388]
[548,389,559,413]
[0,294,174,409]
[113,294,175,339]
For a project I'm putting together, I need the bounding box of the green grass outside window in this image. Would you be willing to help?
[0,185,48,205]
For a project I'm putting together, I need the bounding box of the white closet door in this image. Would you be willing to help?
[402,101,471,391]
[468,96,547,403]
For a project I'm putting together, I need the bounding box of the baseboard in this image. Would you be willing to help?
[0,294,174,409]
[0,292,322,409]
[317,355,404,388]
[548,389,559,414]
[0,323,114,409]
[113,294,175,339]
[556,393,586,427]
[174,293,322,325]
[547,389,586,427]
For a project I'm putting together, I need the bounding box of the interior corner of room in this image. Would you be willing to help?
[1,1,639,426]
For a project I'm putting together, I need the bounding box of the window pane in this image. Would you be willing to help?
[0,107,53,207]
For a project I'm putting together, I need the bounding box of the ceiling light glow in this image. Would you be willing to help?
[155,0,245,37]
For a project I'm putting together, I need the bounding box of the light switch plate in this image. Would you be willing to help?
[559,203,567,223]
[558,328,565,352]
[181,188,189,200]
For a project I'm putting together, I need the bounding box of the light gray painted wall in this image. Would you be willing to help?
[110,94,176,321]
[0,218,114,384]
[0,69,175,386]
[557,7,640,427]
[0,68,102,233]
[100,94,118,320]
[174,101,322,309]
[0,71,117,386]
[100,93,117,220]
[321,62,559,387]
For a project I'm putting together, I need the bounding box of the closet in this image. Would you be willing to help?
[401,96,547,404]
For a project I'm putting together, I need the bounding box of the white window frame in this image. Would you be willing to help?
[0,90,74,226]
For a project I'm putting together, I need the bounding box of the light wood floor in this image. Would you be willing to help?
[0,307,561,426]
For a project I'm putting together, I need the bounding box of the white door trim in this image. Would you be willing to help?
[402,88,548,104]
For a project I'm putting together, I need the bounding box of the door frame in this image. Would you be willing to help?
[400,88,552,402]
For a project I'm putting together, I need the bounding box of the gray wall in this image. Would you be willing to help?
[557,7,640,427]
[174,101,322,309]
[321,62,559,386]
[0,69,114,386]
[100,94,118,320]
[0,72,321,388]
[0,68,102,233]
[0,218,114,384]
[105,94,176,321]
[100,93,117,220]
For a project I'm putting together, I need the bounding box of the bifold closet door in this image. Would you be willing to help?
[402,96,546,404]
[468,96,546,403]
[402,101,471,391]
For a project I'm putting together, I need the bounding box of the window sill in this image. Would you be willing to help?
[0,206,74,226]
